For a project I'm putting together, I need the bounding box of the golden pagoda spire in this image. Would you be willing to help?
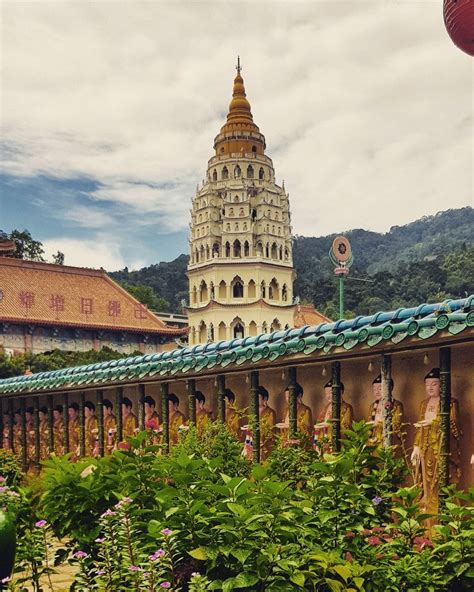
[226,56,254,125]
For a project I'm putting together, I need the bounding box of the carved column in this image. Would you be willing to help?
[20,398,27,471]
[34,398,40,468]
[381,355,393,448]
[331,362,342,452]
[79,391,86,458]
[8,399,14,452]
[250,371,260,463]
[97,389,104,457]
[187,379,196,425]
[116,387,123,443]
[161,383,169,453]
[217,374,226,423]
[63,392,69,453]
[47,394,54,454]
[288,366,297,440]
[138,384,145,431]
[439,347,451,505]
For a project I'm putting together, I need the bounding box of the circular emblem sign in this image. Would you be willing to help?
[331,236,352,264]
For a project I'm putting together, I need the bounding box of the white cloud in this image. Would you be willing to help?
[42,237,129,270]
[1,0,472,247]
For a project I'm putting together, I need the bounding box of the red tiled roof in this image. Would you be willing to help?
[293,304,331,327]
[0,258,185,335]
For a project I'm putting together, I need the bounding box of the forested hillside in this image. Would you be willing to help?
[110,208,473,317]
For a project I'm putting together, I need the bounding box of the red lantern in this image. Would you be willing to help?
[444,0,474,56]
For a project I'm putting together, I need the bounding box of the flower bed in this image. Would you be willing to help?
[1,422,473,591]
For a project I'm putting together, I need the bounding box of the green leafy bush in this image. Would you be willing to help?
[17,424,474,591]
[0,449,22,486]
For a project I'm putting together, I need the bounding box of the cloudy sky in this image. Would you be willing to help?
[1,0,472,271]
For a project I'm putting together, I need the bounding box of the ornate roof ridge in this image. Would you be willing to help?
[1,296,472,394]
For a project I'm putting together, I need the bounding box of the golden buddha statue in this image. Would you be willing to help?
[195,391,213,437]
[411,368,461,514]
[2,411,11,450]
[143,396,160,431]
[12,410,23,461]
[25,407,35,466]
[68,402,80,460]
[258,385,276,460]
[103,399,116,454]
[313,380,354,452]
[224,388,242,439]
[53,405,64,456]
[84,401,98,457]
[168,393,186,445]
[38,406,50,460]
[122,397,138,441]
[277,382,313,445]
[367,374,404,448]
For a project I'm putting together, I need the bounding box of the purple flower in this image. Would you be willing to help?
[150,549,166,561]
[143,572,151,577]
[74,551,88,559]
[161,528,172,536]
[35,520,47,528]
[372,496,382,506]
[160,583,171,589]
[128,565,141,572]
[0,487,7,493]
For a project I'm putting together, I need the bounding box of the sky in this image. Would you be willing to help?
[1,0,472,271]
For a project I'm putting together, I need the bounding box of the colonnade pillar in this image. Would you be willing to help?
[250,371,260,463]
[330,362,342,452]
[439,347,451,505]
[217,374,226,423]
[381,355,393,448]
[288,367,297,440]
[161,383,169,453]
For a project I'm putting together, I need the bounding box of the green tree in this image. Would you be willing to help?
[121,282,170,312]
[52,250,65,265]
[8,229,45,261]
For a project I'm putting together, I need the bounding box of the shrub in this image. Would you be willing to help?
[0,449,22,486]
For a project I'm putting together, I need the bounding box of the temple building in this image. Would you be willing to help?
[187,60,327,344]
[0,256,186,355]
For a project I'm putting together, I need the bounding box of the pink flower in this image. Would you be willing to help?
[1,576,11,584]
[150,549,166,560]
[74,551,88,559]
[143,572,151,577]
[414,536,433,551]
[146,419,159,430]
[35,520,47,528]
[361,529,372,536]
[128,565,141,572]
[160,583,171,589]
[95,537,105,543]
[367,536,382,546]
[161,528,172,536]
[0,476,5,483]
[101,509,116,518]
[345,551,353,563]
[345,531,355,539]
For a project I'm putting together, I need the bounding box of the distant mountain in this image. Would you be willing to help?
[110,207,474,317]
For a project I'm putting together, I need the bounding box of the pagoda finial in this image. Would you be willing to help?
[236,55,241,75]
